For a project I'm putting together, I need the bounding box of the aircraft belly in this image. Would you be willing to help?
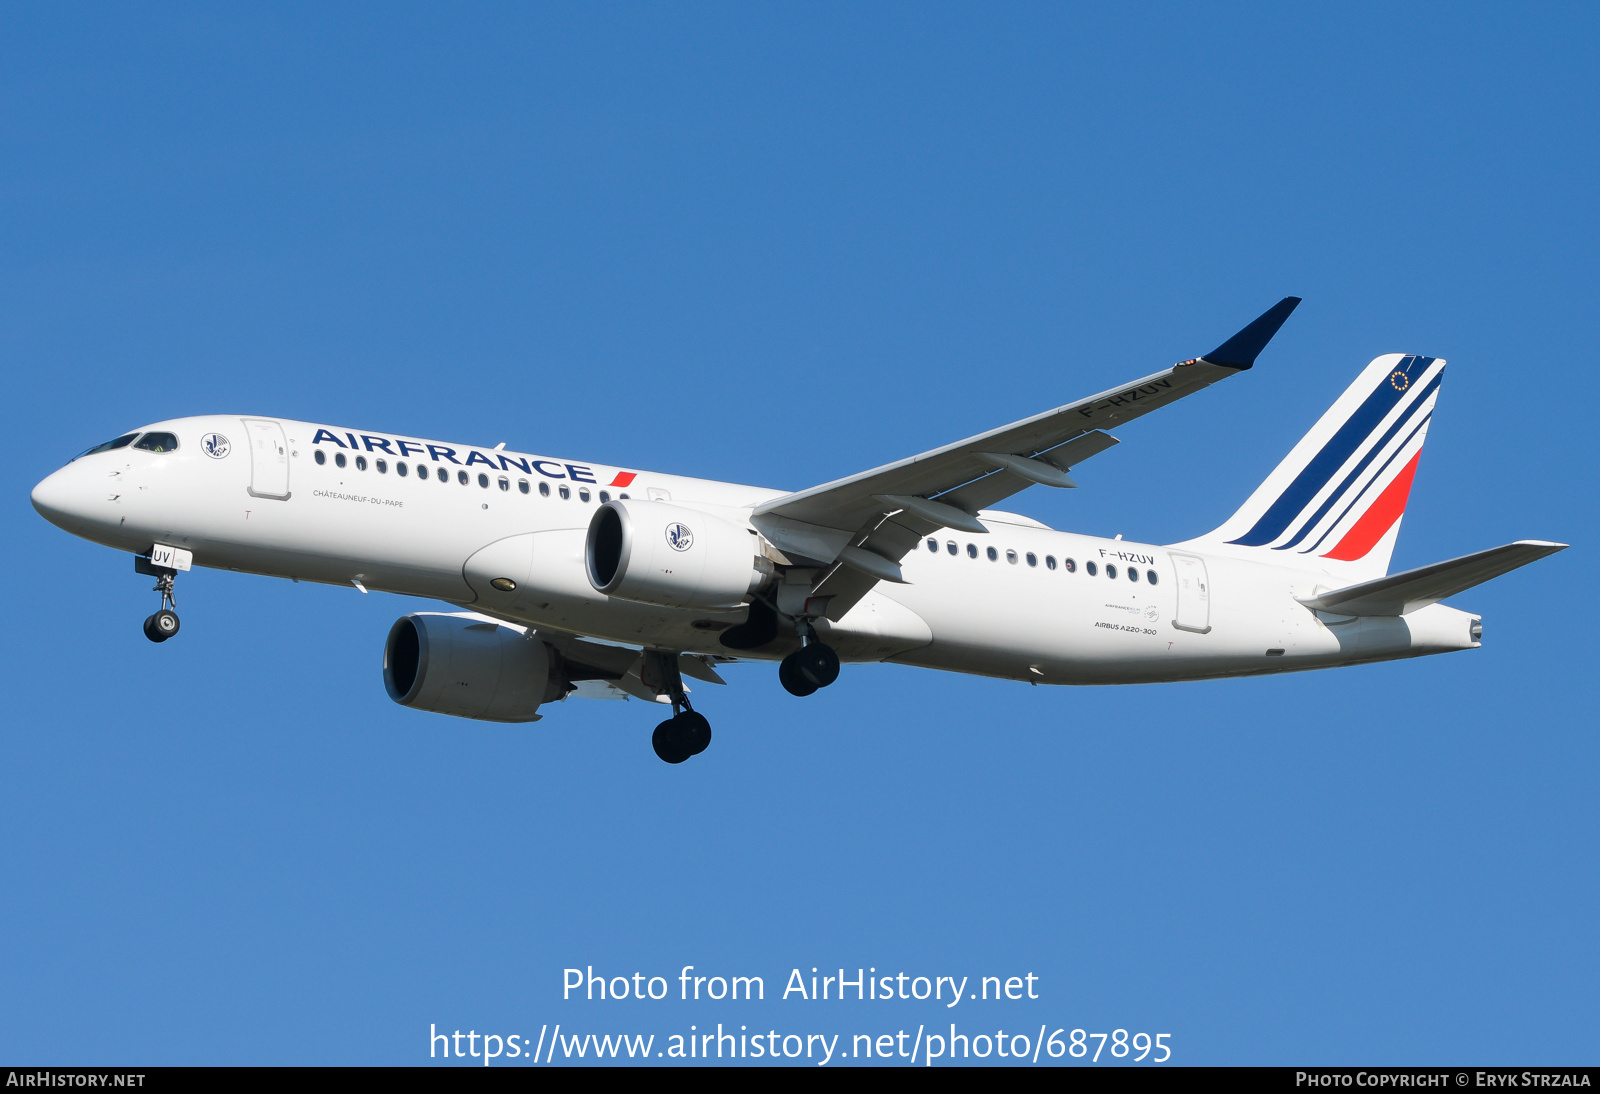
[816,591,933,660]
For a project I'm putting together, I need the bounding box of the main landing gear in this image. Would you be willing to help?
[778,617,840,697]
[652,710,711,765]
[134,555,181,644]
[645,650,713,765]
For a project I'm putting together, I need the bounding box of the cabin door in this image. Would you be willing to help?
[243,418,291,499]
[1169,553,1212,634]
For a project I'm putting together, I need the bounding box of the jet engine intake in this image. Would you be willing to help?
[383,612,559,722]
[585,500,770,610]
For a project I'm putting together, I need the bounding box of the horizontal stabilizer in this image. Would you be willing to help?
[1298,540,1568,616]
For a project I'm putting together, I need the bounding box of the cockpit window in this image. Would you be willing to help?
[133,432,179,453]
[77,433,139,458]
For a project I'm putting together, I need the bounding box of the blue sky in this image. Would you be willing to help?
[2,3,1595,1066]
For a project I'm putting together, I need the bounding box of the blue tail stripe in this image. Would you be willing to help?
[1227,356,1433,547]
[1299,411,1432,555]
[1271,369,1442,551]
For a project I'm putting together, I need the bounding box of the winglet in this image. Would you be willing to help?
[1202,296,1302,370]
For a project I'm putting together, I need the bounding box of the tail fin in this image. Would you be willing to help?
[1177,353,1446,581]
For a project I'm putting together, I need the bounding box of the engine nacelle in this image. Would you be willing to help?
[383,612,558,722]
[585,499,769,610]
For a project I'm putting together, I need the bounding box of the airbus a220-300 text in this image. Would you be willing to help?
[32,299,1566,762]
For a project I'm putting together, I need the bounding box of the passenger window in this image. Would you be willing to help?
[986,546,998,561]
[397,462,408,476]
[376,459,388,473]
[1085,561,1096,576]
[415,464,427,480]
[946,541,957,555]
[1045,555,1056,570]
[599,490,610,502]
[1006,549,1018,564]
[1065,557,1076,573]
[356,455,368,471]
[1026,552,1037,567]
[133,432,179,453]
[927,538,938,553]
[519,480,530,494]
[579,487,590,502]
[559,484,571,500]
[457,470,468,485]
[1129,567,1138,582]
[314,449,326,465]
[336,452,347,468]
[1147,570,1158,585]
[477,473,489,488]
[498,477,509,491]
[967,543,978,558]
[78,433,139,458]
[538,481,551,496]
[1106,564,1116,579]
[618,492,630,500]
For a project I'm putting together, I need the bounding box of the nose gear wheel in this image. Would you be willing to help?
[143,609,180,643]
[134,554,182,644]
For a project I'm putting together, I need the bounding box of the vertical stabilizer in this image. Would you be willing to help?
[1174,353,1445,582]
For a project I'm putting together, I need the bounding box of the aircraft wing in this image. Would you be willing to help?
[1297,540,1568,617]
[752,297,1302,619]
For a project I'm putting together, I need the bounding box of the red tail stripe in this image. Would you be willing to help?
[1322,449,1422,562]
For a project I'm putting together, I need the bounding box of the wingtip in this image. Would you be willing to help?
[1202,296,1302,370]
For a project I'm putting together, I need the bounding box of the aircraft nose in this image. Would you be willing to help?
[31,464,97,533]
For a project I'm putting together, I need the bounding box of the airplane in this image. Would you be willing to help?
[30,298,1567,764]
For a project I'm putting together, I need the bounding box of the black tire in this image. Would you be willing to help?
[797,643,839,688]
[678,711,712,756]
[652,719,692,764]
[152,609,180,639]
[779,652,818,697]
[142,614,168,643]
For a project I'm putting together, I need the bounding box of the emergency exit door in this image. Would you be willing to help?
[243,418,291,499]
[1169,553,1212,634]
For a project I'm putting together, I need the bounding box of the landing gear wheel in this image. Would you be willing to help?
[797,643,839,688]
[143,609,180,643]
[652,719,692,764]
[678,711,712,756]
[779,653,819,697]
[652,710,711,764]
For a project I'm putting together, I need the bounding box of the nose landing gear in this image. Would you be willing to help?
[643,650,713,764]
[134,555,181,643]
[143,608,180,643]
[779,617,839,697]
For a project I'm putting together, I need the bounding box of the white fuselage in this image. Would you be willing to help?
[31,415,1480,686]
